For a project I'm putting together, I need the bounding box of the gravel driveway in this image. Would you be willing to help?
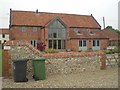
[2,66,118,88]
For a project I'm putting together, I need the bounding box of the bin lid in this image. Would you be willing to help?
[32,57,46,61]
[13,59,28,62]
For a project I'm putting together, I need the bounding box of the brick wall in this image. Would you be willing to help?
[100,39,109,50]
[3,50,11,78]
[68,39,108,51]
[10,26,42,43]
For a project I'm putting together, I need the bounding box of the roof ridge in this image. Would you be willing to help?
[11,10,91,17]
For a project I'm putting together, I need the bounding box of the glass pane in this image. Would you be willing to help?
[79,40,82,47]
[48,29,53,38]
[61,29,66,39]
[83,40,86,46]
[33,27,37,32]
[58,40,61,49]
[49,40,52,48]
[53,40,57,49]
[62,40,65,49]
[22,26,26,32]
[53,33,57,38]
[58,29,62,38]
[97,40,100,46]
[34,40,36,47]
[93,40,95,46]
[31,40,33,45]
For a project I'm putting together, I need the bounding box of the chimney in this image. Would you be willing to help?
[35,9,39,15]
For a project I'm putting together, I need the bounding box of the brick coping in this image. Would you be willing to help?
[43,51,104,57]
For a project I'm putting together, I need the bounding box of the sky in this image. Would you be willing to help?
[0,0,119,29]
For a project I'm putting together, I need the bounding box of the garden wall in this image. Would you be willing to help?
[3,40,106,79]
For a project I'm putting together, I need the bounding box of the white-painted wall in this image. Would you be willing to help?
[0,34,9,43]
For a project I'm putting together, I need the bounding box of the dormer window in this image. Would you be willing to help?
[77,31,83,35]
[73,28,78,33]
[87,29,94,35]
[90,31,94,35]
[73,28,82,35]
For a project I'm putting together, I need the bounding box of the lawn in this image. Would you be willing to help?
[0,50,3,76]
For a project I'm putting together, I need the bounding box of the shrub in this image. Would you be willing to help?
[105,50,113,54]
[44,48,59,53]
[112,47,120,53]
[105,47,120,54]
[37,42,46,51]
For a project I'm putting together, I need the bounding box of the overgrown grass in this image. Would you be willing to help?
[0,49,3,76]
[44,48,59,53]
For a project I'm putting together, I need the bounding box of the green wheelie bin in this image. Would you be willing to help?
[32,57,46,81]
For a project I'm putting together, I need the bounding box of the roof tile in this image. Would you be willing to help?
[11,10,101,29]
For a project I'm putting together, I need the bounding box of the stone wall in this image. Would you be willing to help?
[10,52,101,79]
[4,40,105,79]
[45,56,100,76]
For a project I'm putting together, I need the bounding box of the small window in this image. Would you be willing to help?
[32,27,37,32]
[83,40,86,46]
[73,28,78,33]
[2,34,5,38]
[31,40,36,47]
[90,31,94,35]
[22,26,26,32]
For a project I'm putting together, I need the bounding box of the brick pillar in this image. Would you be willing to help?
[100,55,106,70]
[3,46,11,78]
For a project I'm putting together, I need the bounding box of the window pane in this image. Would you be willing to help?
[48,29,53,38]
[97,40,100,46]
[58,40,61,49]
[93,40,95,46]
[53,40,57,49]
[34,40,36,47]
[79,40,82,47]
[33,27,37,32]
[61,40,65,49]
[22,26,26,32]
[49,40,52,48]
[58,29,62,38]
[2,34,5,38]
[53,33,57,38]
[83,40,86,46]
[31,40,33,45]
[61,29,66,39]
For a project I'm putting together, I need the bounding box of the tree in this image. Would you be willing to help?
[105,26,120,35]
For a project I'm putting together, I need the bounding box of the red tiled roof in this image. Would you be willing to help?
[11,10,101,29]
[101,29,120,41]
[0,28,10,34]
[69,29,108,39]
